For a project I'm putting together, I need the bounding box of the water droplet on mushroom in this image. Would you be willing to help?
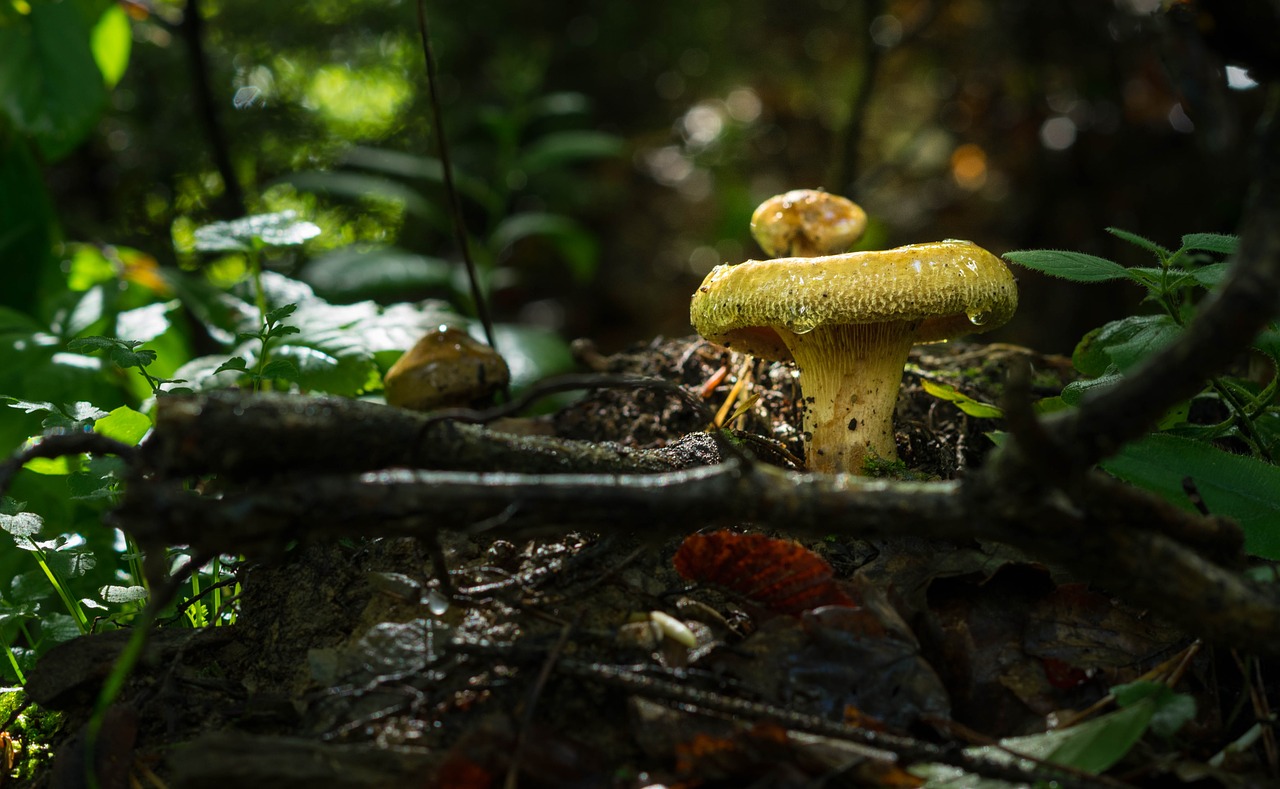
[968,309,991,326]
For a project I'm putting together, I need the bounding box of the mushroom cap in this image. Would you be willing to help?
[750,189,868,258]
[384,325,510,411]
[690,240,1018,360]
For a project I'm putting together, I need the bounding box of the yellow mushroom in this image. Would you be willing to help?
[749,189,868,258]
[690,239,1017,474]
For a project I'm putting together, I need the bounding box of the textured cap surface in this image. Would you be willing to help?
[690,240,1018,360]
[750,189,868,258]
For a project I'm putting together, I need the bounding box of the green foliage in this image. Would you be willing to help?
[286,92,623,305]
[1006,230,1280,558]
[915,681,1195,786]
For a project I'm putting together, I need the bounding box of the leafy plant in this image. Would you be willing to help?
[1005,230,1280,558]
[281,92,624,306]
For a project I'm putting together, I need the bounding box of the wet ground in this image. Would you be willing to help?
[23,337,1209,788]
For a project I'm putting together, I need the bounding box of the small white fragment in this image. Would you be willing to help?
[650,610,698,648]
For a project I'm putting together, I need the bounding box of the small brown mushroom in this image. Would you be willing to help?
[383,325,509,411]
[690,239,1017,474]
[750,189,868,258]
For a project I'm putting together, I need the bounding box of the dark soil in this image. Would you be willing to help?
[23,337,1208,788]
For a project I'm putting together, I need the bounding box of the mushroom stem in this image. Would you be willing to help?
[781,320,917,473]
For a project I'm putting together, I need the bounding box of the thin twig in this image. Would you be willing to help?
[505,616,578,789]
[415,0,498,356]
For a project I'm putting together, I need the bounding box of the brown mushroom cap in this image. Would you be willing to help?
[749,189,868,258]
[383,325,509,411]
[690,240,1018,361]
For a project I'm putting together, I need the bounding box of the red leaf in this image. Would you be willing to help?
[674,531,856,615]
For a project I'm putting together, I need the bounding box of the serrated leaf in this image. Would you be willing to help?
[921,379,1004,418]
[1191,262,1230,288]
[1003,250,1130,282]
[1181,233,1238,255]
[1106,227,1170,256]
[1072,315,1181,376]
[258,358,299,381]
[110,346,157,369]
[66,336,124,354]
[1101,433,1280,559]
[213,357,249,374]
[265,303,299,324]
[6,398,58,415]
[0,511,43,538]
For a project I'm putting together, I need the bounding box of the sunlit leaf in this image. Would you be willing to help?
[0,0,107,160]
[194,211,321,253]
[94,406,150,446]
[90,4,132,89]
[99,585,148,604]
[920,380,1003,418]
[0,511,43,538]
[116,301,174,343]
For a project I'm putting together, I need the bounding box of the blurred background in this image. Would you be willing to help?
[35,0,1268,356]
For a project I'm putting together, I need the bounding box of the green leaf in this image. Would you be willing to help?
[920,380,1004,418]
[93,406,151,446]
[213,357,248,375]
[1112,681,1196,739]
[1181,233,1238,255]
[300,246,456,303]
[275,171,438,222]
[193,211,321,253]
[110,346,157,370]
[1072,315,1181,376]
[337,146,498,208]
[489,212,599,281]
[0,0,108,160]
[1101,433,1280,559]
[99,585,147,604]
[1003,250,1130,283]
[0,136,59,315]
[90,4,132,90]
[1106,227,1170,257]
[116,302,174,344]
[492,323,576,395]
[1045,700,1154,773]
[1191,262,1231,288]
[519,130,625,174]
[0,511,43,539]
[258,358,300,382]
[265,303,299,325]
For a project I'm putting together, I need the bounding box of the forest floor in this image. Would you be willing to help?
[16,337,1254,788]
